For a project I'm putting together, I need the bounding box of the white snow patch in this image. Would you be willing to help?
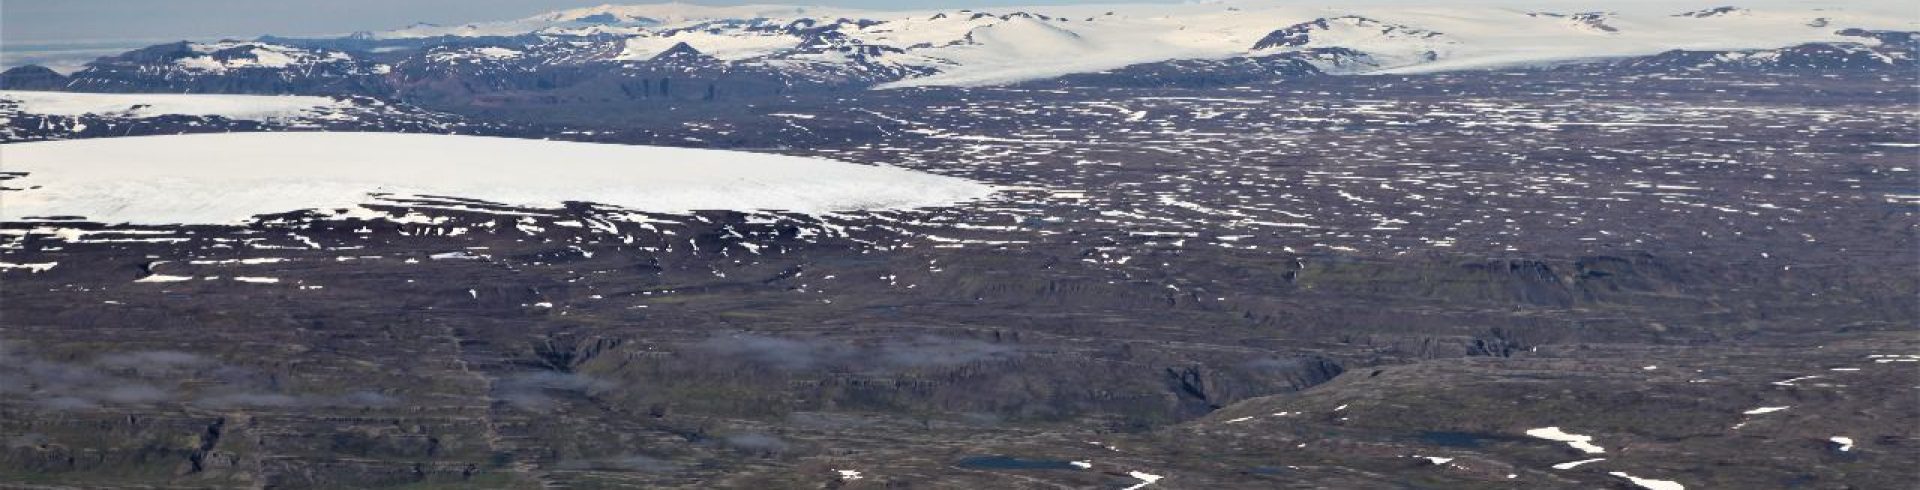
[1,90,346,120]
[1121,471,1163,490]
[1609,471,1685,490]
[1552,458,1605,470]
[475,46,522,58]
[188,257,290,265]
[1742,406,1790,415]
[1830,436,1854,452]
[1,132,995,225]
[0,262,57,273]
[1771,375,1822,386]
[1526,427,1605,454]
[429,46,525,62]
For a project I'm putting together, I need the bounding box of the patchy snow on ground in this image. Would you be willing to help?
[1,132,995,225]
[0,90,348,120]
[166,42,353,74]
[428,46,525,62]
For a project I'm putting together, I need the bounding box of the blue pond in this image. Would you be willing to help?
[955,456,1081,470]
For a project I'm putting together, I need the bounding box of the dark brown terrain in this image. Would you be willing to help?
[2,69,1916,489]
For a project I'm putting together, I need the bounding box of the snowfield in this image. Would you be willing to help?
[0,132,995,225]
[0,90,349,120]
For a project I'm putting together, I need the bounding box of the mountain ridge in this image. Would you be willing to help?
[5,1,1914,101]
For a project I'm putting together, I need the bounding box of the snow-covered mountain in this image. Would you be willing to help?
[5,0,1913,98]
[56,41,389,95]
[0,90,476,142]
[357,0,1914,81]
[1596,28,1917,72]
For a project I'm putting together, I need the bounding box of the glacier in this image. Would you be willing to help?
[0,132,996,225]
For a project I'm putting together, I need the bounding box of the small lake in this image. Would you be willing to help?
[955,456,1080,470]
[1420,431,1498,448]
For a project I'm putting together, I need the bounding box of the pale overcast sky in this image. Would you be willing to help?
[2,0,1166,44]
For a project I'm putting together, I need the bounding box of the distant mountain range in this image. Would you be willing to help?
[2,1,1913,102]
